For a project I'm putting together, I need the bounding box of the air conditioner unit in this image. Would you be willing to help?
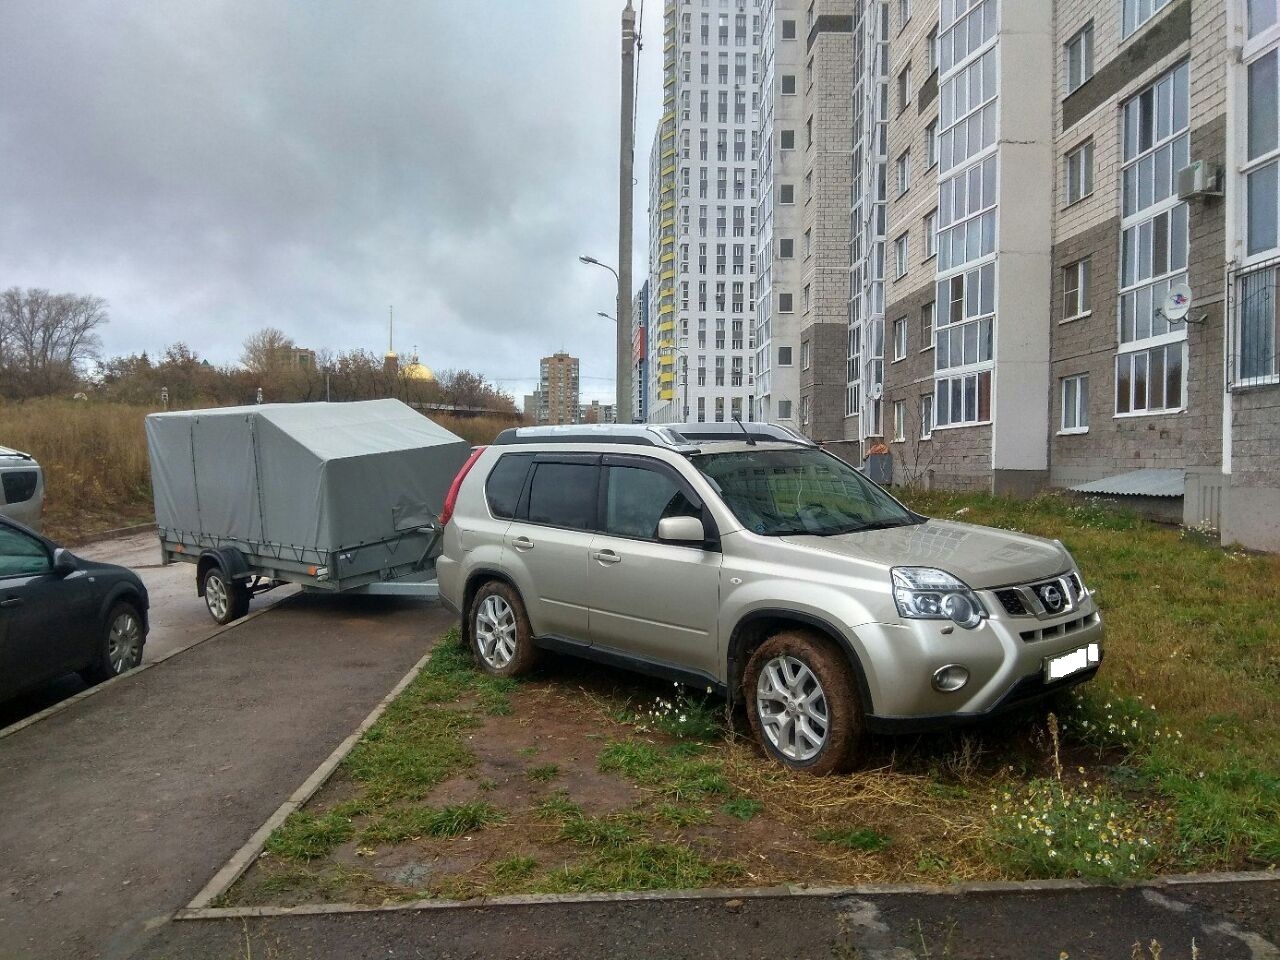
[1176,160,1224,200]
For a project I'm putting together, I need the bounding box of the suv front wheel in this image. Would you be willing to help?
[468,580,539,677]
[744,630,864,775]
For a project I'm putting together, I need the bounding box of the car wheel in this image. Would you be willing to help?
[203,567,249,625]
[468,580,538,677]
[744,630,864,775]
[81,601,146,684]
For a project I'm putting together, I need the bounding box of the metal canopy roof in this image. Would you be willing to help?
[1070,468,1186,498]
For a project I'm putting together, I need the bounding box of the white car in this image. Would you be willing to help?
[0,446,45,532]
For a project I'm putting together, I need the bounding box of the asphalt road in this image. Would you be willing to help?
[0,591,451,960]
[0,531,297,730]
[134,880,1280,960]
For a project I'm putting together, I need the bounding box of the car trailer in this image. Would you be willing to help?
[145,399,470,624]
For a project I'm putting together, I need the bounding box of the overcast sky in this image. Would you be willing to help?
[0,1,663,403]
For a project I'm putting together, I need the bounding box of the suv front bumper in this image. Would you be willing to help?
[852,597,1104,731]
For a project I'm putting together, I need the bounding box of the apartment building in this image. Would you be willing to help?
[860,0,1275,548]
[646,0,764,425]
[538,351,580,425]
[754,0,805,428]
[633,280,650,421]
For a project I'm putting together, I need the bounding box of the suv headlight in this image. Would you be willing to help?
[891,567,987,629]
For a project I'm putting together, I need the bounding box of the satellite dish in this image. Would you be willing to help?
[1163,283,1192,322]
[869,382,883,402]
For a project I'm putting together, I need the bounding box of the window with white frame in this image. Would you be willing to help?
[925,119,938,168]
[937,154,997,271]
[894,233,909,278]
[1236,262,1280,383]
[778,345,793,366]
[1122,0,1172,39]
[920,393,934,438]
[893,317,907,360]
[923,209,937,259]
[892,400,906,441]
[939,0,995,75]
[897,149,911,195]
[1065,140,1094,204]
[939,47,997,174]
[1060,374,1089,433]
[801,339,810,369]
[898,64,912,113]
[1246,39,1279,257]
[1063,258,1092,319]
[921,300,935,348]
[1117,62,1190,416]
[899,0,911,26]
[927,24,939,74]
[1065,21,1094,93]
[934,261,994,427]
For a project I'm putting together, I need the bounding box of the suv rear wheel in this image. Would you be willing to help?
[469,580,538,677]
[744,630,864,775]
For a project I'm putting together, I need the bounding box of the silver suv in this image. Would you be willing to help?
[437,422,1102,775]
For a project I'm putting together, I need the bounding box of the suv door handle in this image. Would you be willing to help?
[593,550,622,565]
[512,537,535,552]
[0,597,21,608]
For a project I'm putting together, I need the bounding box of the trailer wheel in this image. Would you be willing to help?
[468,580,538,677]
[203,567,250,625]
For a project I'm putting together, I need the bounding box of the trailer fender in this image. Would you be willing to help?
[196,548,252,596]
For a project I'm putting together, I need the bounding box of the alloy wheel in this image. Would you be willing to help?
[475,594,517,669]
[205,574,228,620]
[756,655,830,762]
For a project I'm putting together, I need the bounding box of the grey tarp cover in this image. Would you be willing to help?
[146,399,471,552]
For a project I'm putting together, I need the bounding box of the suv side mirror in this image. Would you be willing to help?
[657,515,705,544]
[52,548,77,577]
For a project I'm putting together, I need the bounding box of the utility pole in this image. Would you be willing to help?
[616,0,637,423]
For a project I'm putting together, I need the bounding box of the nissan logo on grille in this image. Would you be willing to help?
[1038,583,1065,613]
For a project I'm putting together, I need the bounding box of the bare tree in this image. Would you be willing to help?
[239,327,295,374]
[0,287,107,397]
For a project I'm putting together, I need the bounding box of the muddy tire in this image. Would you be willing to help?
[468,580,538,677]
[744,630,864,775]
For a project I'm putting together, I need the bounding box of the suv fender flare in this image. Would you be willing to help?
[726,609,876,715]
[96,583,149,636]
[196,548,251,597]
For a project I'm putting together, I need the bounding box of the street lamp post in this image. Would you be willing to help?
[578,255,633,423]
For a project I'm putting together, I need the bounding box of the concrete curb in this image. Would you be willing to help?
[183,644,437,910]
[0,592,293,741]
[175,870,1278,922]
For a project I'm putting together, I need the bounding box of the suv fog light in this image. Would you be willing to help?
[941,593,982,629]
[932,664,969,693]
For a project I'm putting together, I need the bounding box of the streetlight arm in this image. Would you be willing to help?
[578,255,620,283]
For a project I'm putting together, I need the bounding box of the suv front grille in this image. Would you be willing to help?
[1020,611,1099,643]
[995,589,1029,616]
[991,572,1087,622]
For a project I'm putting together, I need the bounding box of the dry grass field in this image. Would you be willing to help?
[0,399,513,541]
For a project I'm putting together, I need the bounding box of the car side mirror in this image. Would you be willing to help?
[657,515,705,544]
[52,548,77,577]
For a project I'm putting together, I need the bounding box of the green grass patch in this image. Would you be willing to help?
[542,842,742,893]
[265,809,357,862]
[720,796,764,821]
[598,740,729,800]
[559,813,642,848]
[654,803,714,827]
[814,827,892,853]
[360,802,501,846]
[526,764,560,783]
[491,855,539,887]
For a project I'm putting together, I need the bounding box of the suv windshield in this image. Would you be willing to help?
[692,447,919,536]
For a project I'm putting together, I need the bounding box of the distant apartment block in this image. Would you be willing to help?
[646,0,764,425]
[538,352,580,425]
[633,280,650,421]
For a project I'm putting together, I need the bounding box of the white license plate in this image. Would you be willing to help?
[1044,643,1101,682]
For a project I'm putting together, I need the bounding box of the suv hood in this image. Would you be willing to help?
[0,445,35,461]
[780,519,1068,589]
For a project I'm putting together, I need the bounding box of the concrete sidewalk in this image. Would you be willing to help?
[0,593,451,960]
[133,877,1279,960]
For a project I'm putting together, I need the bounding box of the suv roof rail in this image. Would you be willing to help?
[492,422,815,449]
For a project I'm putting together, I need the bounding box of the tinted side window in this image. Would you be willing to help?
[2,470,38,505]
[605,466,701,539]
[484,454,532,519]
[526,462,598,530]
[0,525,50,578]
